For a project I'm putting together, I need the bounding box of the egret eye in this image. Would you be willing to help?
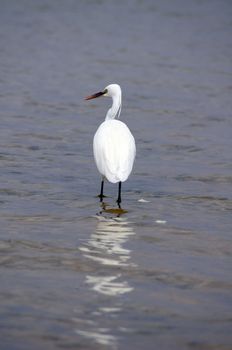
[104,89,108,95]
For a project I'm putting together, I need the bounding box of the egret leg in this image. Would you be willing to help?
[99,180,104,202]
[116,181,122,208]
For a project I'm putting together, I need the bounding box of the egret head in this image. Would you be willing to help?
[103,84,121,98]
[85,84,121,100]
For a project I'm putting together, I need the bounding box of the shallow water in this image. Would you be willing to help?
[1,0,232,349]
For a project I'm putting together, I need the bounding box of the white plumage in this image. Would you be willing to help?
[93,119,135,183]
[85,84,136,206]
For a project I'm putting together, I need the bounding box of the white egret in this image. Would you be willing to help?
[85,84,136,207]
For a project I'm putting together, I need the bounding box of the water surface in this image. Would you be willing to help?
[0,0,232,349]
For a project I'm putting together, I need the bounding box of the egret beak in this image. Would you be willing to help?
[85,91,105,100]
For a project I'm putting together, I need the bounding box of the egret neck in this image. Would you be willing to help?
[105,91,121,120]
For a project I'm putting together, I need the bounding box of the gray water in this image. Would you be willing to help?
[1,0,232,349]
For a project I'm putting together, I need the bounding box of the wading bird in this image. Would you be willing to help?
[85,84,136,207]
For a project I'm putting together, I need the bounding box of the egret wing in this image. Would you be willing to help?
[93,120,136,183]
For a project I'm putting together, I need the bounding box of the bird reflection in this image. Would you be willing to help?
[76,204,135,348]
[79,202,135,296]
